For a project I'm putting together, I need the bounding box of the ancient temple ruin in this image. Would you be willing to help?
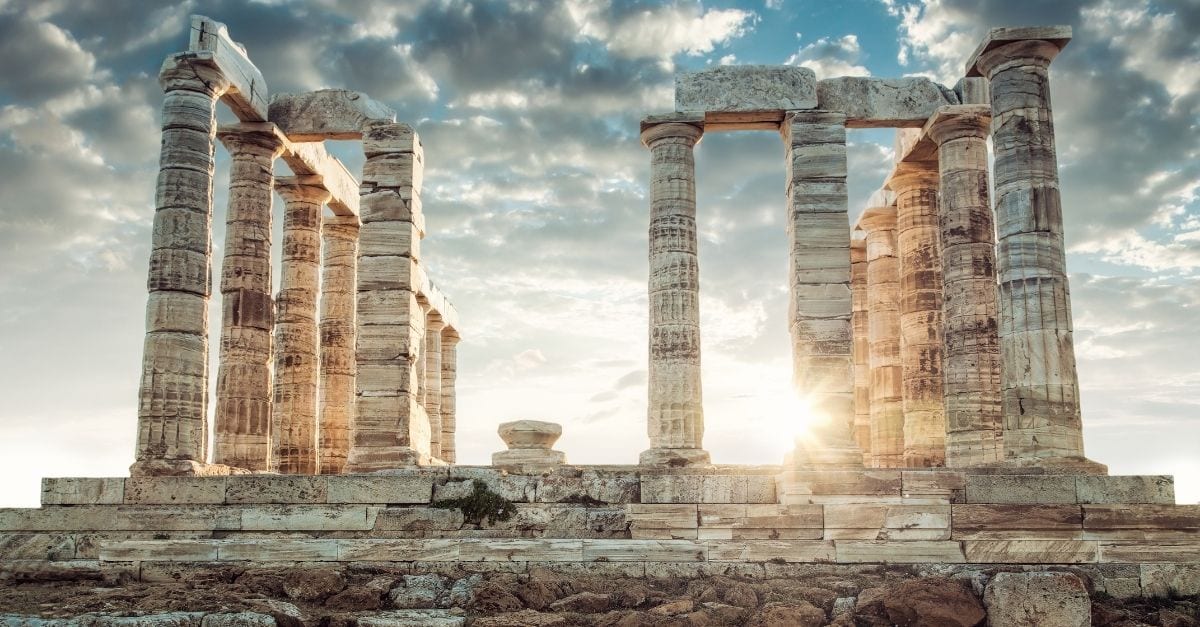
[0,18,1196,625]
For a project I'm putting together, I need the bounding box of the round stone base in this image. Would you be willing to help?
[639,447,711,468]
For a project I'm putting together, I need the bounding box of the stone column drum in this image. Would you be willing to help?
[440,332,460,464]
[782,111,862,468]
[318,215,359,475]
[133,54,232,476]
[424,312,445,461]
[928,106,1004,466]
[211,126,285,472]
[860,205,903,468]
[349,122,430,471]
[970,27,1098,467]
[272,179,328,475]
[888,163,946,468]
[850,235,872,460]
[640,119,710,467]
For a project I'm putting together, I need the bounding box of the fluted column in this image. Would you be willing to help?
[889,163,946,467]
[850,236,871,461]
[971,27,1099,468]
[861,205,903,468]
[212,126,285,471]
[424,313,445,461]
[132,54,232,476]
[783,111,863,469]
[318,215,359,475]
[640,118,709,467]
[272,179,329,475]
[440,332,460,464]
[928,106,1004,466]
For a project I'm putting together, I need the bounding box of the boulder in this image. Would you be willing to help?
[747,601,826,627]
[857,577,985,627]
[983,572,1090,627]
[389,574,448,609]
[281,568,344,602]
[548,592,612,614]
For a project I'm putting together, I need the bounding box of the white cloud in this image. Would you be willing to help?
[597,6,754,63]
[785,34,871,78]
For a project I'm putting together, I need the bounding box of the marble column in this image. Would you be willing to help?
[272,179,329,474]
[349,121,429,472]
[133,54,231,476]
[440,332,460,464]
[861,205,903,468]
[970,27,1099,467]
[212,126,285,472]
[318,215,359,475]
[424,312,445,461]
[640,118,709,467]
[783,111,863,469]
[850,235,872,461]
[928,106,1004,466]
[888,163,946,468]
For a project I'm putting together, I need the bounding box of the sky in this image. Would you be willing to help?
[0,0,1197,507]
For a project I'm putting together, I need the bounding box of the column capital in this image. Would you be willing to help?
[275,177,332,204]
[425,311,446,332]
[925,105,991,146]
[850,234,867,262]
[885,161,939,194]
[159,53,232,96]
[640,116,704,148]
[967,26,1071,78]
[858,205,897,233]
[218,124,287,159]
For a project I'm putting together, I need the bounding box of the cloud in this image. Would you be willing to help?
[0,11,100,101]
[785,34,871,78]
[601,5,754,62]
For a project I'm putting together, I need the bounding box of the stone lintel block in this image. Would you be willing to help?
[239,505,377,531]
[963,474,1077,504]
[627,504,697,529]
[834,540,966,563]
[640,474,776,504]
[217,538,340,561]
[640,111,705,134]
[124,477,228,505]
[706,540,835,562]
[268,88,396,140]
[1083,504,1200,530]
[816,77,957,128]
[0,533,76,560]
[954,77,990,105]
[326,475,434,504]
[675,65,816,124]
[187,16,268,121]
[41,478,125,505]
[1076,475,1175,504]
[963,539,1098,564]
[582,539,706,562]
[1099,542,1200,564]
[966,25,1072,76]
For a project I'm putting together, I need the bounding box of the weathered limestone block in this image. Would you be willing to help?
[675,66,816,128]
[213,125,285,472]
[100,540,219,562]
[640,474,776,504]
[953,77,989,105]
[532,468,641,504]
[951,504,1083,540]
[964,474,1077,504]
[834,540,965,563]
[218,538,339,561]
[1099,542,1200,563]
[238,505,377,531]
[134,54,232,475]
[983,571,1090,626]
[187,15,267,122]
[1076,475,1174,504]
[816,77,957,128]
[582,539,706,562]
[926,105,1004,467]
[440,468,535,503]
[627,504,698,529]
[224,475,324,504]
[268,89,396,140]
[440,332,460,464]
[0,533,75,560]
[326,475,434,504]
[824,504,951,540]
[423,314,445,460]
[124,477,227,505]
[338,538,460,561]
[886,162,945,468]
[782,110,861,470]
[319,216,359,475]
[1082,504,1200,531]
[965,539,1097,563]
[41,478,124,505]
[0,505,239,532]
[641,118,709,467]
[707,540,835,562]
[776,470,902,506]
[373,507,465,533]
[850,236,872,461]
[901,471,965,503]
[1141,564,1200,598]
[492,421,565,470]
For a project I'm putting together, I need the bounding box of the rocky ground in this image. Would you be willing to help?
[1,564,1197,626]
